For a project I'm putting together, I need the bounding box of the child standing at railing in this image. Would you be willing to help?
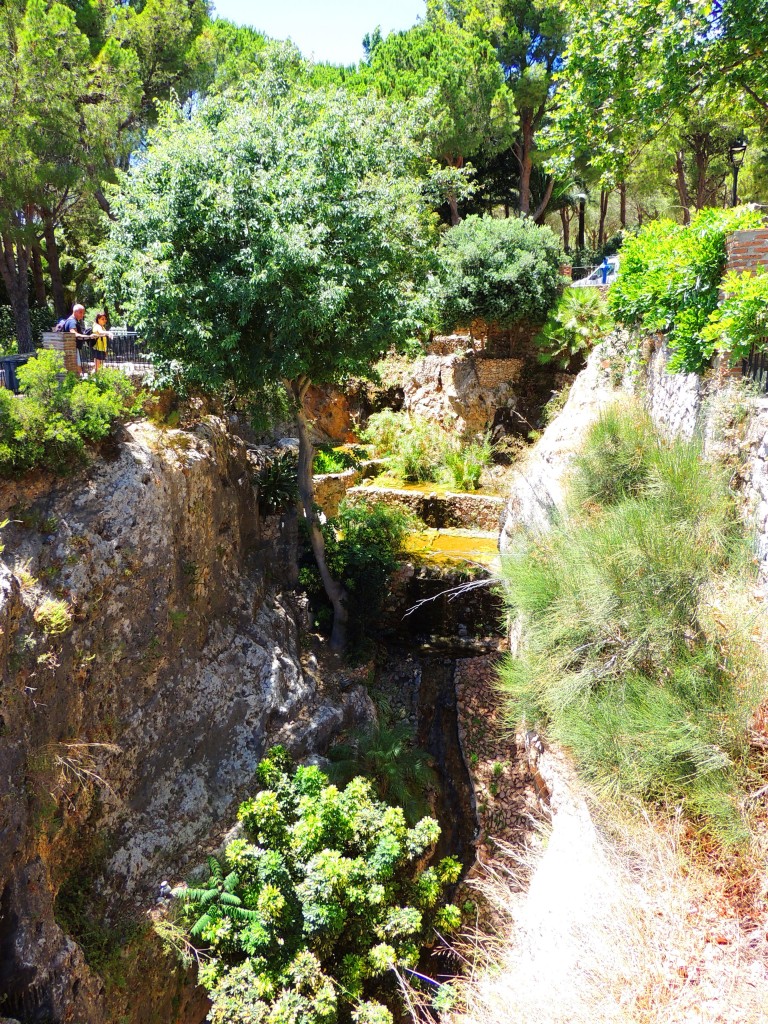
[91,311,112,371]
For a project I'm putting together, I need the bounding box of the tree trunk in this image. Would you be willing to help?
[560,207,571,252]
[447,191,460,227]
[31,244,47,307]
[445,154,464,227]
[577,197,586,251]
[674,151,692,225]
[43,215,68,318]
[598,188,610,247]
[293,378,348,652]
[532,175,555,223]
[0,233,33,352]
[518,120,534,215]
[619,182,627,229]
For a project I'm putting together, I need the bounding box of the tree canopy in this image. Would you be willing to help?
[366,15,514,223]
[102,86,437,648]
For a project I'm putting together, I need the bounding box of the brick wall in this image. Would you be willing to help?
[41,332,78,373]
[725,229,768,273]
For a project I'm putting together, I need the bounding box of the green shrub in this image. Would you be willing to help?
[327,717,437,824]
[433,214,564,332]
[301,499,414,643]
[363,410,495,490]
[570,404,659,506]
[173,748,462,1024]
[361,409,407,457]
[609,206,763,372]
[701,267,768,362]
[312,445,361,474]
[499,404,758,845]
[537,288,614,369]
[443,433,493,490]
[390,418,448,482]
[255,450,298,515]
[0,351,139,478]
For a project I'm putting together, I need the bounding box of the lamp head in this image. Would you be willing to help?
[729,137,748,169]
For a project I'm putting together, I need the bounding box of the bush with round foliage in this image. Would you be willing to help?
[173,747,462,1024]
[433,214,564,332]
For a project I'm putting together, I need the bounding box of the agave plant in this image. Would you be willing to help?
[255,451,298,516]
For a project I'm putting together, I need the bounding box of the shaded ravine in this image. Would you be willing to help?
[415,648,479,867]
[379,563,504,873]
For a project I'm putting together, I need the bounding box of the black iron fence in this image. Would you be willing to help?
[78,331,152,374]
[742,342,768,393]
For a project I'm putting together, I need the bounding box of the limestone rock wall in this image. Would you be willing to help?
[499,341,625,545]
[0,417,369,1024]
[403,352,523,435]
[500,334,768,580]
[640,343,768,577]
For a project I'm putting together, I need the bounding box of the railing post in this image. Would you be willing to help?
[41,332,78,374]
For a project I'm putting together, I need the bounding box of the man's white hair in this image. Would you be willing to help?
[73,303,85,313]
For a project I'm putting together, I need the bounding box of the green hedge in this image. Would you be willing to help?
[433,214,564,332]
[609,206,763,372]
[0,350,140,477]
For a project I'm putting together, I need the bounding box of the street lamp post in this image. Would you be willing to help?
[728,137,747,208]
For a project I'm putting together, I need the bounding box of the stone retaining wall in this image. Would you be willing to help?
[639,342,768,577]
[347,484,506,532]
[643,338,705,440]
[313,467,361,517]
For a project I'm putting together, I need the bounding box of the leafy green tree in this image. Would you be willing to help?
[367,15,513,224]
[102,88,436,650]
[190,19,310,100]
[173,748,462,1024]
[547,0,763,193]
[301,499,413,644]
[112,0,209,125]
[0,0,140,347]
[432,214,563,332]
[432,0,568,216]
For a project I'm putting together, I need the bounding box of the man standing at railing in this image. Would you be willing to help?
[63,303,91,374]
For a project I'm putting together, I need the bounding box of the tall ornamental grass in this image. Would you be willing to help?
[499,405,764,845]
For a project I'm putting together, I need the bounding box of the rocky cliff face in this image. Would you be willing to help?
[0,415,370,1024]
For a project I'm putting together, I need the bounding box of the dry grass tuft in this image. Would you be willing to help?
[445,790,768,1024]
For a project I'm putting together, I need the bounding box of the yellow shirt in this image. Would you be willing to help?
[91,323,109,352]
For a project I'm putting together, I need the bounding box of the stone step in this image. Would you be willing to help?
[348,483,506,531]
[403,527,500,568]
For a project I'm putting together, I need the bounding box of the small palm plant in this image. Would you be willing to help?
[537,288,614,369]
[327,719,437,824]
[173,856,258,939]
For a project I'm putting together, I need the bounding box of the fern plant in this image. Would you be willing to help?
[173,856,258,939]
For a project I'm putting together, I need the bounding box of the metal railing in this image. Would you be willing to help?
[78,331,152,374]
[742,342,768,393]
